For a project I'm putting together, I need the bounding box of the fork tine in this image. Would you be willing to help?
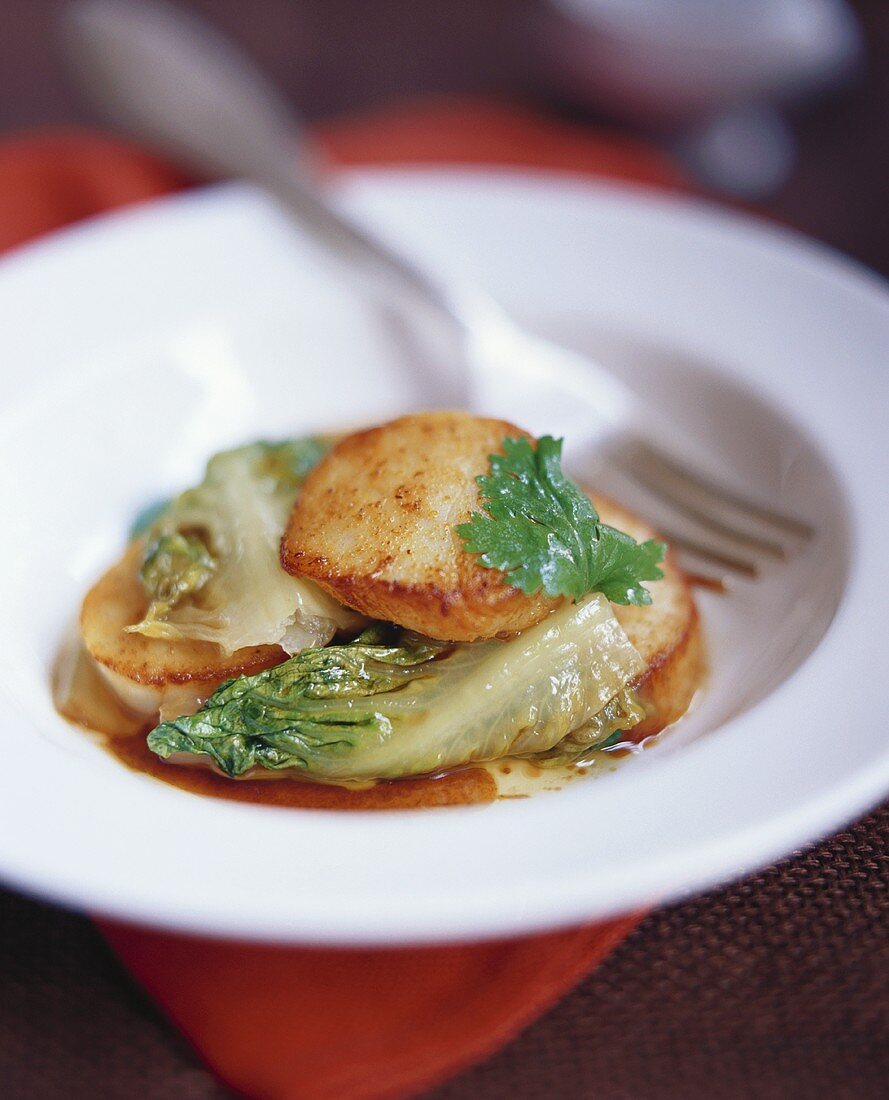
[633,442,815,540]
[626,460,788,560]
[657,527,759,578]
[578,456,763,576]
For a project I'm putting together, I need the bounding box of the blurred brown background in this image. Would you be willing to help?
[0,0,887,272]
[0,2,887,1098]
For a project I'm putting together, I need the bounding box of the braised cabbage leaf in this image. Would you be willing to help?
[128,438,362,654]
[147,594,645,781]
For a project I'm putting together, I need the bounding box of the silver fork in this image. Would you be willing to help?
[62,0,814,583]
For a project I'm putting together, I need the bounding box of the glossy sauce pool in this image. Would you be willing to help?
[53,636,623,809]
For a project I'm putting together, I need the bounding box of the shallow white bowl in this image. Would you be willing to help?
[0,171,886,944]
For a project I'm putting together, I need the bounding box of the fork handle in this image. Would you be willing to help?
[62,0,467,331]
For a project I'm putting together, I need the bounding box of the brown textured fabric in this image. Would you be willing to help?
[0,6,886,1090]
[1,801,886,1100]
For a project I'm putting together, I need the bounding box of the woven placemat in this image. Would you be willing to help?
[1,801,886,1100]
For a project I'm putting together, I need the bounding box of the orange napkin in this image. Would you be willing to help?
[1,100,679,1100]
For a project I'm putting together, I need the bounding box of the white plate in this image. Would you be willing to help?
[0,171,886,944]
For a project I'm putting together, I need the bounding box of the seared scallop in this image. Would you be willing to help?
[281,411,562,641]
[281,410,702,727]
[81,541,284,715]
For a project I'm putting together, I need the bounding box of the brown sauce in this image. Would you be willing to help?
[107,734,497,809]
[54,638,497,809]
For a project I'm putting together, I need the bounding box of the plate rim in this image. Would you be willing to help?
[0,168,887,944]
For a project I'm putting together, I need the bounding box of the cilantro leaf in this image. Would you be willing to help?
[456,435,665,606]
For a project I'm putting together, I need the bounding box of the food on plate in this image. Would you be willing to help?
[79,438,364,721]
[58,411,704,805]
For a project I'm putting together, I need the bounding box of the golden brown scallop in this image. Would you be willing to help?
[282,410,703,733]
[81,541,284,715]
[280,411,562,641]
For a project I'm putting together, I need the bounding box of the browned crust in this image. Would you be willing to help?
[629,596,704,740]
[280,412,559,641]
[292,566,555,642]
[80,542,283,686]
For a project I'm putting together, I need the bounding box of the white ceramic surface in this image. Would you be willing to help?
[0,171,886,944]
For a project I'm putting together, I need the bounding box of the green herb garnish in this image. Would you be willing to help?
[457,435,665,605]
